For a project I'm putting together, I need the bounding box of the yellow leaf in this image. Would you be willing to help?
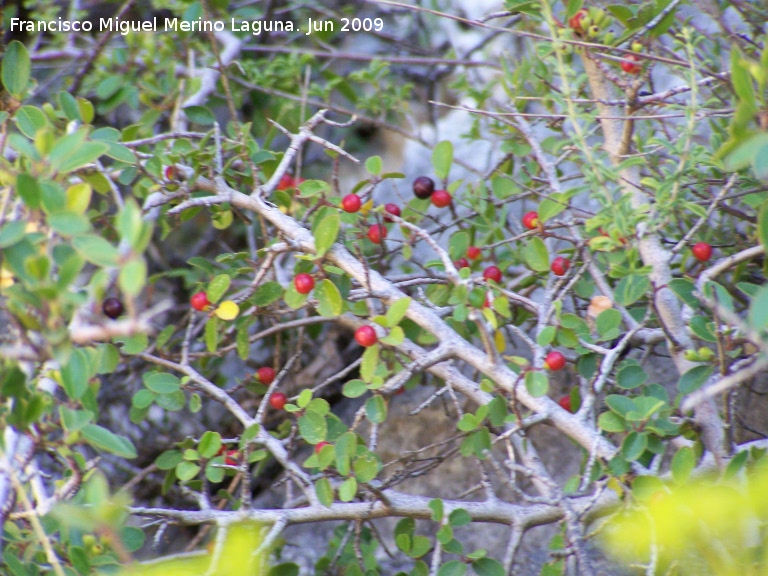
[215,300,240,321]
[360,198,374,216]
[494,330,505,353]
[66,182,92,214]
[0,267,15,289]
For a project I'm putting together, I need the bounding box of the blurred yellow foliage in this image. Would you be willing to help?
[603,459,768,575]
[115,522,267,576]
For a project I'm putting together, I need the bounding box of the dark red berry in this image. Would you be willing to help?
[315,441,331,454]
[454,257,469,269]
[412,176,435,199]
[383,204,401,222]
[257,367,276,385]
[482,265,502,283]
[558,395,573,412]
[102,297,124,319]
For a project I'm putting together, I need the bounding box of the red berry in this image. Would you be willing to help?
[224,450,239,466]
[341,194,362,213]
[621,54,642,74]
[431,190,452,208]
[355,325,378,347]
[277,174,295,190]
[367,224,387,244]
[454,257,469,269]
[692,242,713,262]
[558,395,573,413]
[466,246,481,260]
[412,176,435,199]
[102,297,124,319]
[383,204,401,222]
[294,273,315,295]
[551,256,571,277]
[482,265,502,283]
[315,441,331,454]
[257,367,276,385]
[522,211,540,230]
[269,392,288,410]
[544,351,566,371]
[190,291,211,311]
[568,9,587,33]
[164,166,177,180]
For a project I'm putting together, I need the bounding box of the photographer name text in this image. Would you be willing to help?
[10,16,385,36]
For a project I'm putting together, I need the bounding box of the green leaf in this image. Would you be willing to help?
[622,431,648,461]
[365,155,383,175]
[175,461,200,482]
[315,279,343,317]
[671,446,695,484]
[385,297,411,327]
[449,508,472,526]
[536,326,556,347]
[429,499,444,522]
[360,344,379,383]
[131,389,156,409]
[605,395,635,417]
[14,106,48,139]
[448,231,470,261]
[524,371,548,397]
[118,258,147,297]
[669,278,698,308]
[616,364,647,390]
[598,411,627,433]
[144,372,181,394]
[523,237,550,272]
[47,211,91,237]
[748,285,768,330]
[207,274,231,303]
[678,365,713,395]
[297,389,312,409]
[53,141,109,173]
[690,316,717,342]
[335,432,356,476]
[298,411,327,444]
[254,282,284,306]
[0,220,27,248]
[268,564,300,576]
[353,452,380,482]
[59,407,93,433]
[473,558,505,576]
[432,140,454,180]
[409,536,431,559]
[205,316,218,353]
[2,41,30,99]
[342,379,368,398]
[62,349,88,400]
[313,212,340,258]
[380,325,404,346]
[615,274,650,306]
[437,560,466,576]
[315,477,333,507]
[339,477,358,502]
[365,395,387,424]
[198,431,222,459]
[82,424,137,458]
[183,105,215,125]
[72,235,120,267]
[596,308,621,340]
[155,450,183,470]
[757,201,768,253]
[16,173,40,209]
